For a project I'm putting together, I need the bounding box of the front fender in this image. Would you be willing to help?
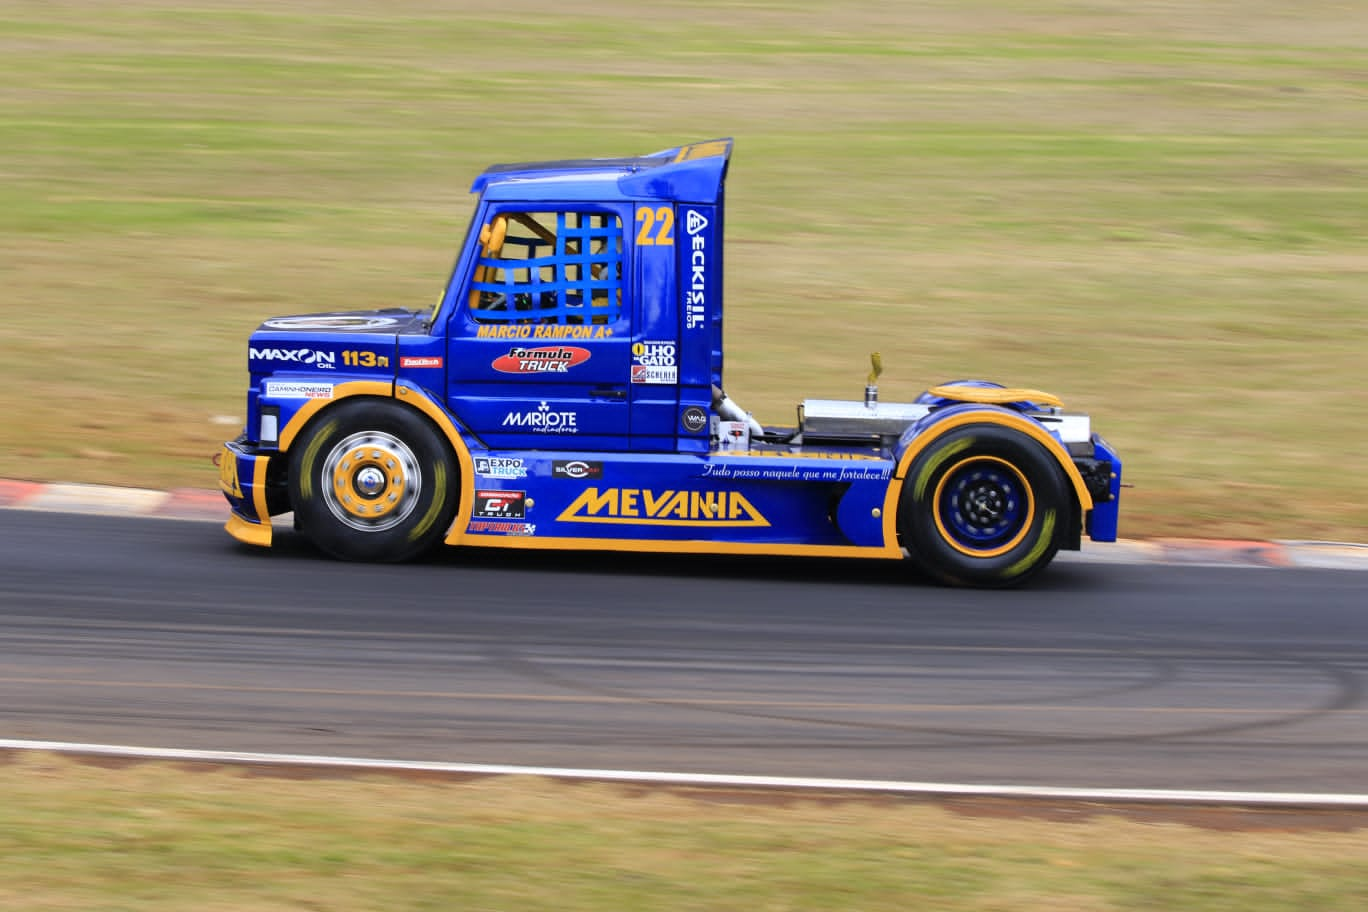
[270,379,479,544]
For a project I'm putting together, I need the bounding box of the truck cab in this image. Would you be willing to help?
[220,139,1122,587]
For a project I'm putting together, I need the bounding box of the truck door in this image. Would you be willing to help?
[446,206,632,450]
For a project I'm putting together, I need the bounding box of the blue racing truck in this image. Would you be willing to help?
[219,139,1121,587]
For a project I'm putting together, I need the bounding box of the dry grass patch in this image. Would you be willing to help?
[4,753,1368,911]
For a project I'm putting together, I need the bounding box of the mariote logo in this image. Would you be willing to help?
[503,402,578,434]
[492,346,591,374]
[557,488,769,527]
[249,347,336,369]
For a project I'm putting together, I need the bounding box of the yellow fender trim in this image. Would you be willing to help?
[223,453,273,547]
[276,379,476,545]
[927,385,1064,408]
[225,512,272,547]
[880,410,1093,550]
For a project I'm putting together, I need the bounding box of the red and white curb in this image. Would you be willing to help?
[2,479,1367,571]
[0,480,223,521]
[3,738,1367,808]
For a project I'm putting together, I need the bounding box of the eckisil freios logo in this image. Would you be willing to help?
[502,401,578,434]
[685,209,708,331]
[557,488,769,527]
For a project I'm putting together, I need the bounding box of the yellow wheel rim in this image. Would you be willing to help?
[321,431,421,532]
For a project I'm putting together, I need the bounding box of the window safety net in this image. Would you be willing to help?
[473,212,623,324]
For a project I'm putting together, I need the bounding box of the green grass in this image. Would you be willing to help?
[3,0,1368,538]
[3,753,1368,911]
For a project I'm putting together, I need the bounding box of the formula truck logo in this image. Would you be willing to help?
[502,402,579,434]
[557,487,770,528]
[492,346,591,375]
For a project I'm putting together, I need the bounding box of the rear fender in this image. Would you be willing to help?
[880,403,1093,548]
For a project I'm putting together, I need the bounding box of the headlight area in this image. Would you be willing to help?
[259,405,281,449]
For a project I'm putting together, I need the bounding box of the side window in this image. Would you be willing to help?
[470,210,624,325]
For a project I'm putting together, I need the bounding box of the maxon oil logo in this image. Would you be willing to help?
[557,488,769,527]
[492,346,591,374]
[249,347,336,369]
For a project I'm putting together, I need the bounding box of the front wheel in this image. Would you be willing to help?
[899,424,1068,587]
[288,399,458,562]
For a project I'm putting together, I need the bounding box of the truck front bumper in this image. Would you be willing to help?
[219,436,274,548]
[1083,434,1123,543]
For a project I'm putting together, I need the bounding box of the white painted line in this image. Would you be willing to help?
[3,739,1368,808]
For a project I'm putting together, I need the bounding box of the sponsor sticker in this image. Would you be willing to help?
[503,402,578,435]
[400,356,443,369]
[492,346,592,375]
[630,340,677,384]
[552,460,604,480]
[467,520,536,536]
[558,488,769,528]
[250,347,336,370]
[263,380,334,399]
[474,456,528,479]
[684,209,708,331]
[681,406,708,433]
[474,490,526,519]
[632,365,678,385]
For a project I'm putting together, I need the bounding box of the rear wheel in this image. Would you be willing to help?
[900,424,1067,587]
[289,399,458,562]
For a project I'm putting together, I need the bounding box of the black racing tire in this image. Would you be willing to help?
[899,423,1068,588]
[288,398,458,562]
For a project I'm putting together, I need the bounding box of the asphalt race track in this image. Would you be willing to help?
[1,510,1366,794]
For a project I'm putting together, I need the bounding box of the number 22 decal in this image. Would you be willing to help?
[635,206,675,246]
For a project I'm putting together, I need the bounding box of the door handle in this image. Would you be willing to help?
[589,387,627,400]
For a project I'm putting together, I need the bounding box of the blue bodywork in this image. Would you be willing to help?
[221,139,1122,573]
